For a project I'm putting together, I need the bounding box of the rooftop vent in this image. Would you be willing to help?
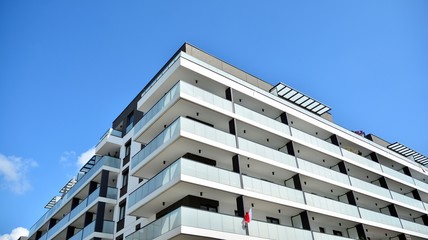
[270,83,331,116]
[388,142,428,165]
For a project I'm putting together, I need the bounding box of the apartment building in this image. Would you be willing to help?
[26,43,428,240]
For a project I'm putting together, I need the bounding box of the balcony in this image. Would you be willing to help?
[128,158,241,217]
[234,104,291,137]
[382,165,416,188]
[134,82,181,142]
[69,220,114,240]
[29,156,120,237]
[131,117,236,177]
[348,176,392,200]
[358,207,402,229]
[304,193,360,219]
[134,80,233,144]
[126,207,246,240]
[390,191,425,212]
[249,220,313,239]
[237,137,297,169]
[242,175,305,205]
[341,149,382,173]
[95,128,122,156]
[36,186,116,240]
[290,127,342,157]
[126,206,357,240]
[400,218,428,236]
[296,158,351,187]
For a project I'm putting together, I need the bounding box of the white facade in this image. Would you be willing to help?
[27,43,428,240]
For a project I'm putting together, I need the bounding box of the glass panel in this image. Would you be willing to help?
[234,104,291,136]
[126,207,246,240]
[297,158,350,185]
[400,219,428,235]
[102,220,115,234]
[180,117,236,148]
[382,166,415,186]
[238,137,297,168]
[341,149,382,172]
[249,220,312,239]
[358,207,401,228]
[82,220,96,239]
[134,82,181,135]
[313,231,354,240]
[304,193,360,218]
[390,191,424,210]
[181,159,241,188]
[132,118,181,169]
[242,176,305,204]
[291,127,341,155]
[128,160,180,208]
[349,176,391,199]
[414,178,428,193]
[180,81,233,112]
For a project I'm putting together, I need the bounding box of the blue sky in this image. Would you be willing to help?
[0,0,427,238]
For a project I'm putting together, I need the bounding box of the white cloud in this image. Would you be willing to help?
[59,147,95,170]
[0,227,29,240]
[76,147,95,168]
[0,154,37,194]
[59,150,76,168]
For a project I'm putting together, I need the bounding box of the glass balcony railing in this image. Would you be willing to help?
[181,116,236,148]
[249,220,313,239]
[69,220,114,240]
[126,207,246,240]
[180,80,233,112]
[349,176,391,199]
[132,118,181,170]
[400,218,428,236]
[29,156,120,237]
[341,149,382,172]
[290,127,341,156]
[125,122,134,134]
[297,158,351,186]
[43,186,117,239]
[238,137,297,168]
[242,175,305,204]
[234,104,291,136]
[312,232,354,240]
[129,158,241,209]
[381,166,415,187]
[134,81,233,138]
[358,207,402,228]
[390,191,424,210]
[38,232,47,240]
[128,159,181,208]
[304,193,360,218]
[99,128,122,141]
[414,178,428,193]
[134,82,181,135]
[132,117,236,171]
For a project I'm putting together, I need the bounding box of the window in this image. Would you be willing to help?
[125,141,131,157]
[125,112,134,133]
[333,230,343,236]
[266,217,280,224]
[200,204,217,212]
[121,169,129,187]
[127,112,134,127]
[319,227,325,233]
[119,202,126,220]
